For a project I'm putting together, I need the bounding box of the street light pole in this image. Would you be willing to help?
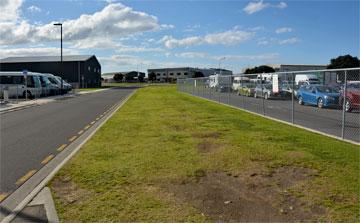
[54,23,63,93]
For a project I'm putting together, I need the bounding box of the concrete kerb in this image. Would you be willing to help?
[0,89,137,223]
[182,92,359,146]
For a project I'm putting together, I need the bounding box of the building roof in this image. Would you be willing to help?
[0,55,95,63]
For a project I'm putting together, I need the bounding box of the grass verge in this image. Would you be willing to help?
[50,86,359,222]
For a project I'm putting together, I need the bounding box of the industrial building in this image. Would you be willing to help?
[147,67,233,82]
[102,71,146,83]
[0,55,101,87]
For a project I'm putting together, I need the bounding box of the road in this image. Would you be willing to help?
[187,87,360,143]
[0,88,134,197]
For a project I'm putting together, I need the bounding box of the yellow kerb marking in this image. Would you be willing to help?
[41,154,54,165]
[96,117,100,121]
[78,130,84,135]
[69,136,77,142]
[16,170,37,185]
[100,114,103,118]
[84,125,91,130]
[90,121,95,125]
[0,193,8,202]
[57,144,67,152]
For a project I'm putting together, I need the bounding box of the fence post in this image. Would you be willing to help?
[260,73,265,115]
[291,72,295,124]
[341,70,347,139]
[228,76,231,105]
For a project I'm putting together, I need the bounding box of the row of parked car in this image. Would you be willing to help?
[0,72,72,99]
[205,74,359,112]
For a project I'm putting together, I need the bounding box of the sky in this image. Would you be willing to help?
[0,0,359,74]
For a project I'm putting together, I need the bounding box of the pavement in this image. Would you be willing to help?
[0,89,107,114]
[0,87,134,205]
[188,88,360,143]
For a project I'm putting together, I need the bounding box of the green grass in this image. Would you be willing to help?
[50,86,359,222]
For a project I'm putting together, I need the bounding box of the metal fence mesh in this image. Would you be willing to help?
[177,68,360,143]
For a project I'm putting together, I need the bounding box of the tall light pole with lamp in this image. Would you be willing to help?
[53,22,63,94]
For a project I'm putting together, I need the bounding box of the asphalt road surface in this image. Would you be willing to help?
[186,87,360,143]
[0,88,134,196]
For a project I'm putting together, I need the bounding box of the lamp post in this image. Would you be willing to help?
[53,22,63,93]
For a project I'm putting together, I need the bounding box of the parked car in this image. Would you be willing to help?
[339,81,360,112]
[38,74,60,96]
[280,81,298,98]
[45,74,71,94]
[238,83,256,96]
[0,72,42,99]
[298,85,340,108]
[254,84,284,99]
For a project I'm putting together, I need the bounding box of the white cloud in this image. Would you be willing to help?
[0,0,23,22]
[275,27,292,34]
[0,47,79,59]
[278,37,300,45]
[27,5,41,13]
[160,29,254,48]
[175,51,279,61]
[243,1,287,15]
[175,52,208,59]
[184,24,200,32]
[257,37,300,45]
[0,3,173,46]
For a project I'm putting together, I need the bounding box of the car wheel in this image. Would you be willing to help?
[298,96,304,105]
[317,98,324,108]
[345,99,352,112]
[264,93,269,100]
[23,91,32,99]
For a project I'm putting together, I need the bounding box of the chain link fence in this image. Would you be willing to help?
[178,68,360,143]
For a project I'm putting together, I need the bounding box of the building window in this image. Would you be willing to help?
[163,73,166,76]
[170,73,173,76]
[157,73,160,76]
[88,66,90,71]
[94,68,96,72]
[177,73,181,76]
[184,72,188,76]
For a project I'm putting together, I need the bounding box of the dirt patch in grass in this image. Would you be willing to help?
[164,166,326,222]
[51,176,91,205]
[193,131,222,153]
[197,140,221,153]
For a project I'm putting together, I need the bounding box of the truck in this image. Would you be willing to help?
[295,74,320,86]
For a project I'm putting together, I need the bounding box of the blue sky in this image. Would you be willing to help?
[0,0,359,73]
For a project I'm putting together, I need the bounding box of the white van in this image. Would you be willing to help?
[295,74,320,86]
[0,72,42,99]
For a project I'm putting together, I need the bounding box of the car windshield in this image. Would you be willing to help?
[48,77,59,85]
[316,86,339,93]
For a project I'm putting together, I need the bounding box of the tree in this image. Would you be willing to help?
[193,71,204,78]
[327,55,360,69]
[113,73,124,82]
[148,72,156,82]
[244,65,275,74]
